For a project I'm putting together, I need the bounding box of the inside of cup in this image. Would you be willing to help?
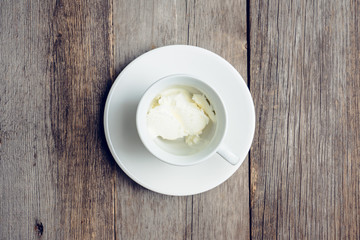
[153,118,215,156]
[139,75,227,165]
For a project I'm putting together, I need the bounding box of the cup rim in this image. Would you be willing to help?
[136,74,228,166]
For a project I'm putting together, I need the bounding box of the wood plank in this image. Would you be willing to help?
[1,0,115,239]
[49,0,115,239]
[0,1,59,239]
[113,0,249,239]
[249,0,360,238]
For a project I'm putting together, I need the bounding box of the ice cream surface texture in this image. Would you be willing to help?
[147,87,215,145]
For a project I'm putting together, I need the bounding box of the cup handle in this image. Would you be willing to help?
[217,144,240,165]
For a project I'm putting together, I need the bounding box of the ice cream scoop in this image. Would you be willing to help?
[147,88,215,145]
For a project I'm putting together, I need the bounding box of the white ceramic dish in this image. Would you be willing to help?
[136,74,238,166]
[104,45,255,196]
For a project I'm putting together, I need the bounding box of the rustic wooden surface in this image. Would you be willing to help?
[250,0,360,239]
[1,0,115,239]
[1,0,359,239]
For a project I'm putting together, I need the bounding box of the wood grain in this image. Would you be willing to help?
[50,0,115,239]
[250,0,360,239]
[1,0,115,239]
[0,1,58,239]
[113,0,249,239]
[4,0,359,239]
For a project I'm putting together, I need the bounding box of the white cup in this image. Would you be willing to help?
[136,74,240,166]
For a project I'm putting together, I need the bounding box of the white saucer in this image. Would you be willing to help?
[104,45,255,196]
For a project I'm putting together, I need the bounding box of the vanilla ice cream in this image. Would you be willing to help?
[147,87,216,145]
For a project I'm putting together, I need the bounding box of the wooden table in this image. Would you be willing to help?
[1,0,359,239]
